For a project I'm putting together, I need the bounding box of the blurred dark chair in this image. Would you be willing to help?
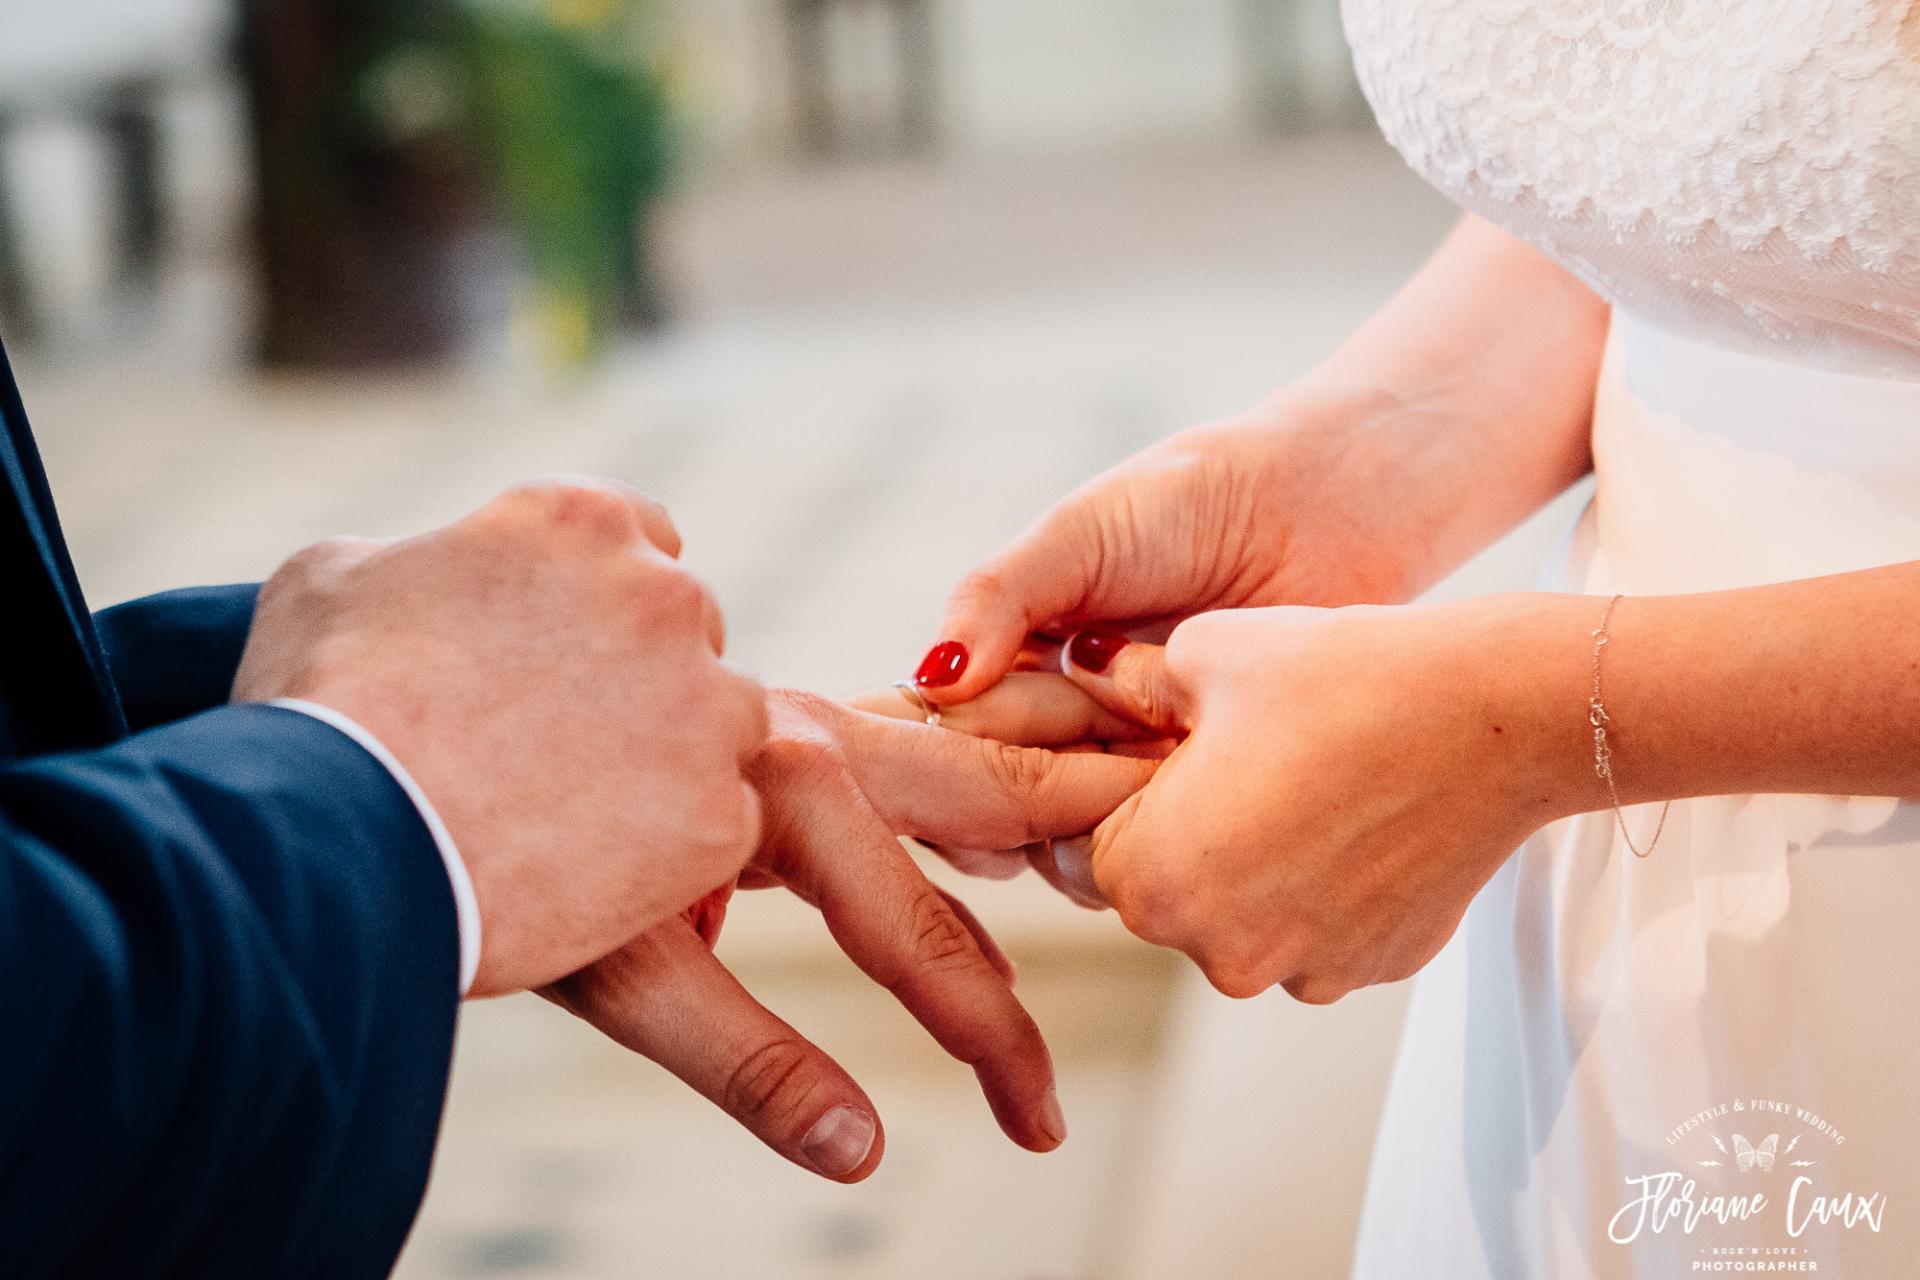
[236,0,485,370]
[785,0,940,158]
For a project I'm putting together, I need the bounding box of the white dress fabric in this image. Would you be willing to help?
[1340,2,1920,1276]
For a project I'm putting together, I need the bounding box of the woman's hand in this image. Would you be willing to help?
[914,405,1421,702]
[1053,598,1584,1002]
[913,216,1607,707]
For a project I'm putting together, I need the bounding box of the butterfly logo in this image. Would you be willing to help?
[1733,1133,1779,1173]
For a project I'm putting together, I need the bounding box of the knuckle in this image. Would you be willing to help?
[628,489,676,534]
[901,889,981,978]
[566,487,640,541]
[686,579,723,631]
[767,686,839,726]
[1106,864,1192,947]
[508,478,636,540]
[493,478,571,515]
[1115,665,1174,731]
[745,724,840,792]
[984,743,1058,826]
[750,732,822,778]
[258,538,378,626]
[1203,958,1273,1001]
[1163,614,1220,674]
[1194,937,1276,1000]
[729,675,772,748]
[547,940,643,1015]
[635,563,712,626]
[721,1036,823,1129]
[1379,927,1451,987]
[1283,974,1354,1006]
[275,535,376,585]
[689,777,760,855]
[948,568,1011,614]
[739,785,765,849]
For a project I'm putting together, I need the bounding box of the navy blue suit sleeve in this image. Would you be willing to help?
[0,703,460,1279]
[92,585,261,733]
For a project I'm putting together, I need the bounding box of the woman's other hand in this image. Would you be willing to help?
[913,215,1607,707]
[913,406,1403,703]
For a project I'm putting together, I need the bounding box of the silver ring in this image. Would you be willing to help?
[892,679,943,728]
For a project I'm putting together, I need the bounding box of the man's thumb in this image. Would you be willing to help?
[1059,632,1189,735]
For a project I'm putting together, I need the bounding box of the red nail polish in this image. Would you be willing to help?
[1067,631,1129,674]
[915,641,969,688]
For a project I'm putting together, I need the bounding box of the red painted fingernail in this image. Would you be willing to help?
[915,641,969,688]
[1067,631,1129,675]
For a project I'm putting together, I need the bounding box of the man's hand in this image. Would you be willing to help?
[233,479,768,997]
[549,691,1157,1181]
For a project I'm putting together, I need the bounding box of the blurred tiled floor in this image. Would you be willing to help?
[21,134,1477,1279]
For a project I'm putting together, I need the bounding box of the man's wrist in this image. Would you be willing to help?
[267,698,482,995]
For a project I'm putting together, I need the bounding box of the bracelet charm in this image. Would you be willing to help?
[1589,595,1670,859]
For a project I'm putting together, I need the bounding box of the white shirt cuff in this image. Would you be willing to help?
[268,698,482,996]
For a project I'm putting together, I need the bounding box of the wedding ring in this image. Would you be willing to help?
[892,679,943,729]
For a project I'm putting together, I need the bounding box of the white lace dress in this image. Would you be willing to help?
[1340,2,1920,1276]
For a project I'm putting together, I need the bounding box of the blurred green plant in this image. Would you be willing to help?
[453,0,681,367]
[246,0,679,370]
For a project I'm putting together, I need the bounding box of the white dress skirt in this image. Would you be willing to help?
[1352,314,1920,1278]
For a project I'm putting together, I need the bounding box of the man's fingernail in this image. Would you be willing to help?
[1066,631,1129,675]
[914,641,969,689]
[1052,838,1110,910]
[802,1105,877,1177]
[1038,1090,1068,1146]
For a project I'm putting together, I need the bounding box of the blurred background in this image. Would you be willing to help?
[0,1,1585,1275]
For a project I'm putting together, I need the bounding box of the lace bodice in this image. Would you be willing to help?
[1342,0,1920,378]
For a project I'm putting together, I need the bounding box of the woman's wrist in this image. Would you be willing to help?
[1196,382,1486,604]
[1459,570,1920,827]
[1451,592,1612,824]
[1244,378,1568,604]
[1245,217,1605,600]
[1143,402,1434,606]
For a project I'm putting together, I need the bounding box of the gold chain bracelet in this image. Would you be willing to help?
[1588,594,1670,859]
